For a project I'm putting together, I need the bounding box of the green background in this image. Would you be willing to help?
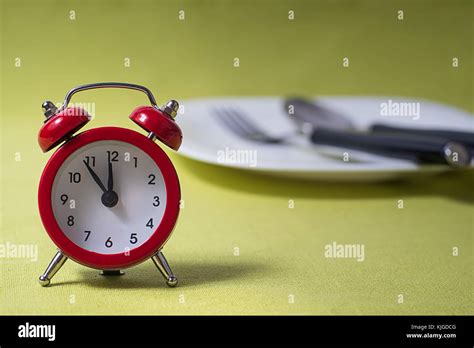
[0,0,472,315]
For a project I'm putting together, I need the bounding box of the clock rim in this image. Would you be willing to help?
[38,126,181,269]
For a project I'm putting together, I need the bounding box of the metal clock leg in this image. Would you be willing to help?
[39,250,68,287]
[151,251,178,287]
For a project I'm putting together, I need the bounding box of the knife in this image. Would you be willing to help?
[370,124,474,154]
[285,97,472,167]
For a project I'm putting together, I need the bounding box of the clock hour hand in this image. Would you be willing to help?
[83,160,107,193]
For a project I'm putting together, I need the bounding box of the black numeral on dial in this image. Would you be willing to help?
[84,230,91,241]
[107,151,119,162]
[130,233,138,244]
[146,218,154,228]
[67,215,74,226]
[105,237,113,248]
[148,174,156,185]
[84,156,96,167]
[153,196,160,207]
[68,172,81,183]
[60,194,68,205]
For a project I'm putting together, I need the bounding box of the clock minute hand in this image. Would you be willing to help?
[107,160,113,192]
[83,160,107,193]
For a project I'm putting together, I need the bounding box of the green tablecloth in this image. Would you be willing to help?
[1,0,472,315]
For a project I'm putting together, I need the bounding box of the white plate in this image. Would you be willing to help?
[176,96,474,181]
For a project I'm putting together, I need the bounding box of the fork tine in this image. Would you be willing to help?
[213,107,282,143]
[225,108,264,135]
[213,108,251,138]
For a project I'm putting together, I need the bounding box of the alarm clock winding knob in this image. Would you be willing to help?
[161,100,180,119]
[42,101,58,119]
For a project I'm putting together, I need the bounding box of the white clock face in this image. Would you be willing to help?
[51,140,167,254]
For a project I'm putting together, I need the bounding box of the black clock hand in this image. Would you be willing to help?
[107,160,113,192]
[104,159,119,208]
[83,160,107,193]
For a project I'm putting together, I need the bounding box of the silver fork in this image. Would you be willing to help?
[213,108,288,144]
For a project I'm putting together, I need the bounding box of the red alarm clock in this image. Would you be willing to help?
[37,83,182,287]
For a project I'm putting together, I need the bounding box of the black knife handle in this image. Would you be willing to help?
[310,128,471,167]
[370,124,474,152]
